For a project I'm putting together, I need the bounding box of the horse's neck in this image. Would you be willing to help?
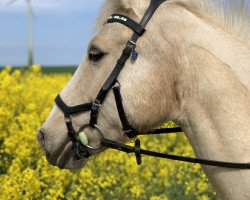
[177,38,250,200]
[190,25,250,91]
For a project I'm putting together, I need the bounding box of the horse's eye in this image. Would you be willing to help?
[88,47,105,63]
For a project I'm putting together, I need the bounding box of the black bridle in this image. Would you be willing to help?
[55,0,250,169]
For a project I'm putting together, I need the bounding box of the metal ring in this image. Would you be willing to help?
[77,124,104,150]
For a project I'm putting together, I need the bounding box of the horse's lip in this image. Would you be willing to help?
[44,139,70,167]
[56,141,73,169]
[55,141,89,169]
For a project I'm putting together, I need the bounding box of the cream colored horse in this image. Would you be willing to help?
[37,0,250,199]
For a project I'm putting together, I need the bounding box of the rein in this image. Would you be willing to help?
[101,138,250,169]
[55,0,250,169]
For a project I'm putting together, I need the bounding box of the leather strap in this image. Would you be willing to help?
[89,39,135,127]
[65,119,77,143]
[140,127,183,135]
[107,14,145,35]
[101,139,250,169]
[113,83,138,138]
[131,0,167,43]
[55,95,93,115]
[140,0,167,27]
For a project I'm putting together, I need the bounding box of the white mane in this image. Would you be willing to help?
[173,0,250,44]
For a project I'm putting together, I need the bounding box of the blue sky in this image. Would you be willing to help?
[0,0,103,66]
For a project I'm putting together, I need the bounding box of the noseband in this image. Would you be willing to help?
[55,0,250,169]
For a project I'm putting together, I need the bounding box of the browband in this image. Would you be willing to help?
[107,14,145,35]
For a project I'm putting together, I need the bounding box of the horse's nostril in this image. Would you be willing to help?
[37,130,45,149]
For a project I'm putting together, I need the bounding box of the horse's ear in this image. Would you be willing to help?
[119,0,150,16]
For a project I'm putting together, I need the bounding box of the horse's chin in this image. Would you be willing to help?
[46,141,88,170]
[57,156,88,170]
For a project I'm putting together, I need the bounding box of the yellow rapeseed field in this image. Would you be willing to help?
[0,66,217,200]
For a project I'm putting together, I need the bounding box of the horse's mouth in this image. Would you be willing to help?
[46,141,88,170]
[37,129,88,169]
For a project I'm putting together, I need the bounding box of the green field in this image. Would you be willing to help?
[0,66,78,74]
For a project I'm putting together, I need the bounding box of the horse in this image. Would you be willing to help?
[37,0,250,199]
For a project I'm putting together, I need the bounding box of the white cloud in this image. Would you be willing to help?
[0,0,103,15]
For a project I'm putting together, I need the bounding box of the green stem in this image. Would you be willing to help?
[27,0,33,67]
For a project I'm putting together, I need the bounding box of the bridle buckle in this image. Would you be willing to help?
[65,115,72,123]
[124,129,137,138]
[112,81,121,89]
[129,40,136,47]
[135,139,142,165]
[92,100,101,110]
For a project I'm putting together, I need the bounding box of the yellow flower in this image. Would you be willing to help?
[198,195,210,200]
[4,65,12,72]
[130,185,144,198]
[150,196,168,200]
[31,64,41,73]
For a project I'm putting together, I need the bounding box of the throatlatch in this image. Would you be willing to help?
[55,0,250,169]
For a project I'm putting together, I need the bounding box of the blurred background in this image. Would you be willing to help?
[0,0,102,68]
